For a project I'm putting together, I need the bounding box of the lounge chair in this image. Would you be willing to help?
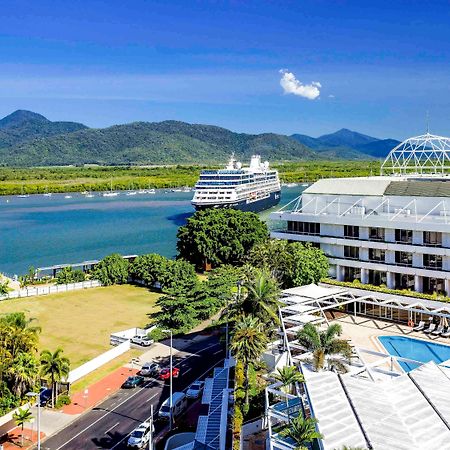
[413,321,425,331]
[432,326,444,336]
[424,323,436,334]
[441,328,450,338]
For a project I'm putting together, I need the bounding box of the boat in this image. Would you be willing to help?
[183,186,191,193]
[191,154,281,213]
[43,192,52,197]
[126,191,137,196]
[85,193,94,198]
[64,195,72,199]
[103,179,119,197]
[148,188,156,194]
[17,185,30,198]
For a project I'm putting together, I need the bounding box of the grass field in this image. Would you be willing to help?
[0,285,160,368]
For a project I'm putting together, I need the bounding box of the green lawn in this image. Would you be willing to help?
[0,285,160,368]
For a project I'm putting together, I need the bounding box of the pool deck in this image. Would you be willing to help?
[335,315,450,357]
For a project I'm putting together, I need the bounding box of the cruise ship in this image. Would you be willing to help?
[191,154,281,212]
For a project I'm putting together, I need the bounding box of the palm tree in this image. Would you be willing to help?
[1,313,40,359]
[40,348,70,408]
[230,316,268,406]
[274,366,305,395]
[227,269,280,327]
[280,416,323,450]
[296,323,352,373]
[8,352,39,398]
[13,407,33,447]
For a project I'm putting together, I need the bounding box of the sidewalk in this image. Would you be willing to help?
[0,428,45,450]
[63,366,138,415]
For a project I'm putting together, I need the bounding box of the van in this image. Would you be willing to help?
[159,392,187,420]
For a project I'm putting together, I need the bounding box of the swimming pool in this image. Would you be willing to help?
[378,335,450,372]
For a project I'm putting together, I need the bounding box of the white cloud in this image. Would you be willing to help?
[328,94,335,98]
[279,69,321,100]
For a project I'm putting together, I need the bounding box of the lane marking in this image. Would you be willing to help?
[183,368,192,375]
[213,350,222,355]
[145,392,159,403]
[104,421,120,435]
[110,357,225,450]
[54,380,154,450]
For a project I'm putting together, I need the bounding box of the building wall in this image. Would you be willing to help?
[271,192,450,295]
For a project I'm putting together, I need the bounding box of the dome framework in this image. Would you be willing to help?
[381,133,450,176]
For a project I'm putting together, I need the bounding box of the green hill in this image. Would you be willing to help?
[0,110,87,149]
[1,116,316,166]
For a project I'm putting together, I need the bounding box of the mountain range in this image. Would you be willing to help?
[0,110,400,166]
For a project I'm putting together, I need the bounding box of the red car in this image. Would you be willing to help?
[159,367,180,380]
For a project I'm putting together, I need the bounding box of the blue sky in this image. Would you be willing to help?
[0,0,449,139]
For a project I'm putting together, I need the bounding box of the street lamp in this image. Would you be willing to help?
[26,391,40,450]
[162,329,173,431]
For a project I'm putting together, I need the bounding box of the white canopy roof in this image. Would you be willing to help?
[282,283,346,300]
[302,361,450,450]
[280,304,316,314]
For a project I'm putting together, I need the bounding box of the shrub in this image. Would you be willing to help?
[147,327,167,342]
[92,254,129,285]
[56,267,86,284]
[55,394,71,408]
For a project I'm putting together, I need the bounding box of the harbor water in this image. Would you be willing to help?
[0,186,305,276]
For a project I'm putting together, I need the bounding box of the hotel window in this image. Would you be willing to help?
[423,231,442,247]
[344,225,359,239]
[423,254,442,270]
[395,251,413,266]
[368,248,385,262]
[287,221,320,235]
[369,227,385,242]
[344,246,359,260]
[395,229,412,244]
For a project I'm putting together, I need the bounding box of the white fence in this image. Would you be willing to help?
[0,280,101,301]
[0,402,32,437]
[67,340,131,384]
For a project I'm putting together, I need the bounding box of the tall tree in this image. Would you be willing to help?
[248,241,329,288]
[13,407,33,447]
[8,352,39,398]
[280,416,323,450]
[230,316,268,406]
[296,323,352,373]
[92,253,129,285]
[177,209,268,269]
[40,348,70,408]
[227,269,280,328]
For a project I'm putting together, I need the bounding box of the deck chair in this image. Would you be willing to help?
[413,321,425,331]
[424,323,436,334]
[432,325,444,336]
[441,328,450,338]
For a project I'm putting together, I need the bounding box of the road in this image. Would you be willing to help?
[41,334,225,450]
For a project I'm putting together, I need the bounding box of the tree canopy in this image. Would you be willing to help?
[92,253,129,285]
[177,209,269,269]
[247,241,329,288]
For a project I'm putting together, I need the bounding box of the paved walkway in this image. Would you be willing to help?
[63,366,138,415]
[0,428,45,450]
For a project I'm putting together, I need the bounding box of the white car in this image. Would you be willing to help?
[127,423,151,448]
[140,362,160,377]
[131,335,153,347]
[186,380,205,399]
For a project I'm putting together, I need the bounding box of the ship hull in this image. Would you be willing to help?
[193,190,281,213]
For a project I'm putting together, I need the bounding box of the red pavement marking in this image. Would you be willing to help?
[63,366,138,415]
[0,428,45,449]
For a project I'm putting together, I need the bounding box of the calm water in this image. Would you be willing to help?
[0,186,305,276]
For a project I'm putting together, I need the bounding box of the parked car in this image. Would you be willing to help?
[186,380,205,399]
[39,388,52,406]
[159,367,180,380]
[122,375,145,389]
[127,422,151,448]
[131,335,153,347]
[158,392,187,420]
[139,362,161,377]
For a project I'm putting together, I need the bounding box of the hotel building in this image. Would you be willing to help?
[270,133,450,295]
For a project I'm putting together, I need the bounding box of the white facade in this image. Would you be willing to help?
[270,174,450,295]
